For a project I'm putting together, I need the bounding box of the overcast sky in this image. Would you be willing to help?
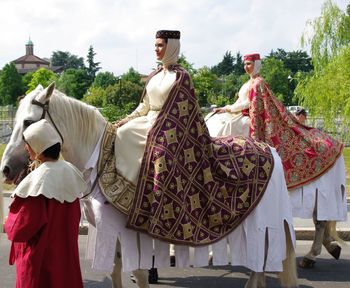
[0,0,348,76]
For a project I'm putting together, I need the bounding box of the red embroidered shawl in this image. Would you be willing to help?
[127,66,274,246]
[249,76,343,189]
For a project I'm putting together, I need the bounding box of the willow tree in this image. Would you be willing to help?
[301,0,350,73]
[297,1,350,130]
[296,47,350,128]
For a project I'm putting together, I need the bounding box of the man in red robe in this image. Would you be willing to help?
[5,119,87,288]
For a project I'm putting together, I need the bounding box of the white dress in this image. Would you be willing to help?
[206,81,251,137]
[115,70,176,185]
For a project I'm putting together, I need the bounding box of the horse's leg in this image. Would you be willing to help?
[299,210,326,268]
[244,272,266,288]
[111,239,123,288]
[279,221,298,288]
[245,228,268,288]
[323,221,342,259]
[132,269,150,288]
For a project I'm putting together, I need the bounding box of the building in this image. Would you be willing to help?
[12,39,63,74]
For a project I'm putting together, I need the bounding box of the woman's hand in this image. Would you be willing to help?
[114,118,128,128]
[213,107,230,114]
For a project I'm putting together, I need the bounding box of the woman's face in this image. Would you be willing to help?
[244,61,255,75]
[24,143,37,161]
[155,38,167,61]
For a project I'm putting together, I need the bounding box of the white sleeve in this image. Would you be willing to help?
[226,97,250,113]
[126,93,150,120]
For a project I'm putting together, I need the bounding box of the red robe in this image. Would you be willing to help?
[249,75,343,189]
[5,195,83,288]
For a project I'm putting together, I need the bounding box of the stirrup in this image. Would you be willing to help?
[298,257,316,269]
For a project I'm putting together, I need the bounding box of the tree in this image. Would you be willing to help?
[92,71,118,89]
[82,86,107,107]
[86,45,101,82]
[211,51,235,76]
[232,52,245,75]
[301,0,350,73]
[193,66,220,107]
[22,72,34,93]
[260,58,293,105]
[51,51,85,69]
[268,49,313,74]
[121,67,143,85]
[296,46,350,128]
[178,54,196,77]
[56,68,90,99]
[0,63,24,105]
[26,68,57,94]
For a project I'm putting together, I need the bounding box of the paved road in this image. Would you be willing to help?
[1,233,350,288]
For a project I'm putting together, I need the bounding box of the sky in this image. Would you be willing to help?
[0,0,348,76]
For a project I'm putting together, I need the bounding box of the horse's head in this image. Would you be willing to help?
[1,82,56,184]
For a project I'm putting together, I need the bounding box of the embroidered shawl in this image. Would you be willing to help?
[249,76,343,190]
[126,66,274,246]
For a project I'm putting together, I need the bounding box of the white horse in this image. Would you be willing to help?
[1,83,298,288]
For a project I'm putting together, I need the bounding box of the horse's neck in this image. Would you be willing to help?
[50,93,107,171]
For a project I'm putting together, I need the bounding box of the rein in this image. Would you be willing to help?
[31,99,64,144]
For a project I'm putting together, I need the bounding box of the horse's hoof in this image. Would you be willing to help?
[298,257,315,269]
[148,268,158,284]
[170,255,176,267]
[329,245,341,260]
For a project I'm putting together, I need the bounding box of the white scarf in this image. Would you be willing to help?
[250,59,261,78]
[161,38,180,67]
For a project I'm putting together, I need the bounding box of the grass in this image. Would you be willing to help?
[0,144,349,196]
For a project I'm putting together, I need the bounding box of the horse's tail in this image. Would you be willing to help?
[326,221,347,246]
[279,220,298,288]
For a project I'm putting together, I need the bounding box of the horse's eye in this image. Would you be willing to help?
[23,119,34,128]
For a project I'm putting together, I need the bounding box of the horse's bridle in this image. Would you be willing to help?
[31,99,64,144]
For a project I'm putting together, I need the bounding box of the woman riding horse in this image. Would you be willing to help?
[1,34,298,288]
[206,53,347,268]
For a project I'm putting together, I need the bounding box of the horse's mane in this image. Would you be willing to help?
[50,89,106,148]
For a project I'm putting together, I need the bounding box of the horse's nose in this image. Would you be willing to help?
[3,165,10,178]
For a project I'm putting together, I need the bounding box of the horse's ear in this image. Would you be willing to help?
[46,82,55,98]
[37,82,55,103]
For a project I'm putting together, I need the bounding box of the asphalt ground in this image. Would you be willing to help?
[0,233,350,288]
[1,193,350,287]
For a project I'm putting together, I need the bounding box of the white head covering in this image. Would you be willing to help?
[161,38,180,67]
[23,119,62,155]
[251,60,261,77]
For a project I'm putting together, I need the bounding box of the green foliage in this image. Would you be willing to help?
[92,71,118,89]
[193,66,220,107]
[121,67,142,85]
[301,0,350,73]
[104,80,143,114]
[178,54,196,77]
[56,68,90,99]
[85,45,101,82]
[296,46,350,129]
[268,49,313,74]
[22,72,34,93]
[0,63,24,104]
[81,86,106,107]
[51,51,85,69]
[211,51,245,77]
[260,58,293,105]
[26,68,57,94]
[211,51,235,76]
